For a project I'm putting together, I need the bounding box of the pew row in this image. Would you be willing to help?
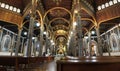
[57,56,120,71]
[0,56,54,71]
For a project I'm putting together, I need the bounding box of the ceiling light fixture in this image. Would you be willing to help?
[109,1,113,6]
[24,32,27,35]
[105,3,109,7]
[51,40,53,43]
[74,10,78,14]
[52,42,55,45]
[71,31,73,35]
[36,22,40,27]
[91,31,95,35]
[17,9,21,13]
[97,6,101,10]
[43,31,46,35]
[1,3,5,8]
[5,4,9,9]
[118,0,120,2]
[13,7,17,12]
[9,6,13,10]
[32,37,35,40]
[113,0,118,4]
[84,36,88,39]
[0,26,1,29]
[73,22,77,26]
[101,4,105,9]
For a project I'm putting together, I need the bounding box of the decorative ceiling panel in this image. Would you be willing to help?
[42,0,72,10]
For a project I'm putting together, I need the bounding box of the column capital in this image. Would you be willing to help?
[18,27,22,30]
[95,25,100,30]
[95,23,100,29]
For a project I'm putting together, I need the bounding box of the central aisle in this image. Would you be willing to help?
[32,61,57,71]
[47,61,56,71]
[29,61,56,71]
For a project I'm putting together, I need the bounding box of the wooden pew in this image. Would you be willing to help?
[57,56,120,71]
[0,56,54,71]
[0,67,7,71]
[28,56,54,63]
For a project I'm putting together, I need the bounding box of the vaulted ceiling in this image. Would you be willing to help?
[0,0,120,44]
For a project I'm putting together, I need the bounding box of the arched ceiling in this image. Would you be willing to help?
[0,0,119,45]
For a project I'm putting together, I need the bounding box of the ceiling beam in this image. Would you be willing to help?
[81,0,95,19]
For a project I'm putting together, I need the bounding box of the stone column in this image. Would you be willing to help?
[15,28,22,56]
[11,35,15,56]
[105,34,111,56]
[96,26,103,56]
[0,28,3,51]
[66,44,70,56]
[45,36,49,53]
[26,0,38,57]
[27,16,35,57]
[38,30,44,56]
[76,13,83,56]
[0,27,2,42]
[117,26,120,51]
[88,31,91,56]
[21,37,24,53]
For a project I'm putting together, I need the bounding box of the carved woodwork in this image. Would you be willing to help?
[0,8,22,26]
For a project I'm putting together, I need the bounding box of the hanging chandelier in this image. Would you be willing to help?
[53,0,62,5]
